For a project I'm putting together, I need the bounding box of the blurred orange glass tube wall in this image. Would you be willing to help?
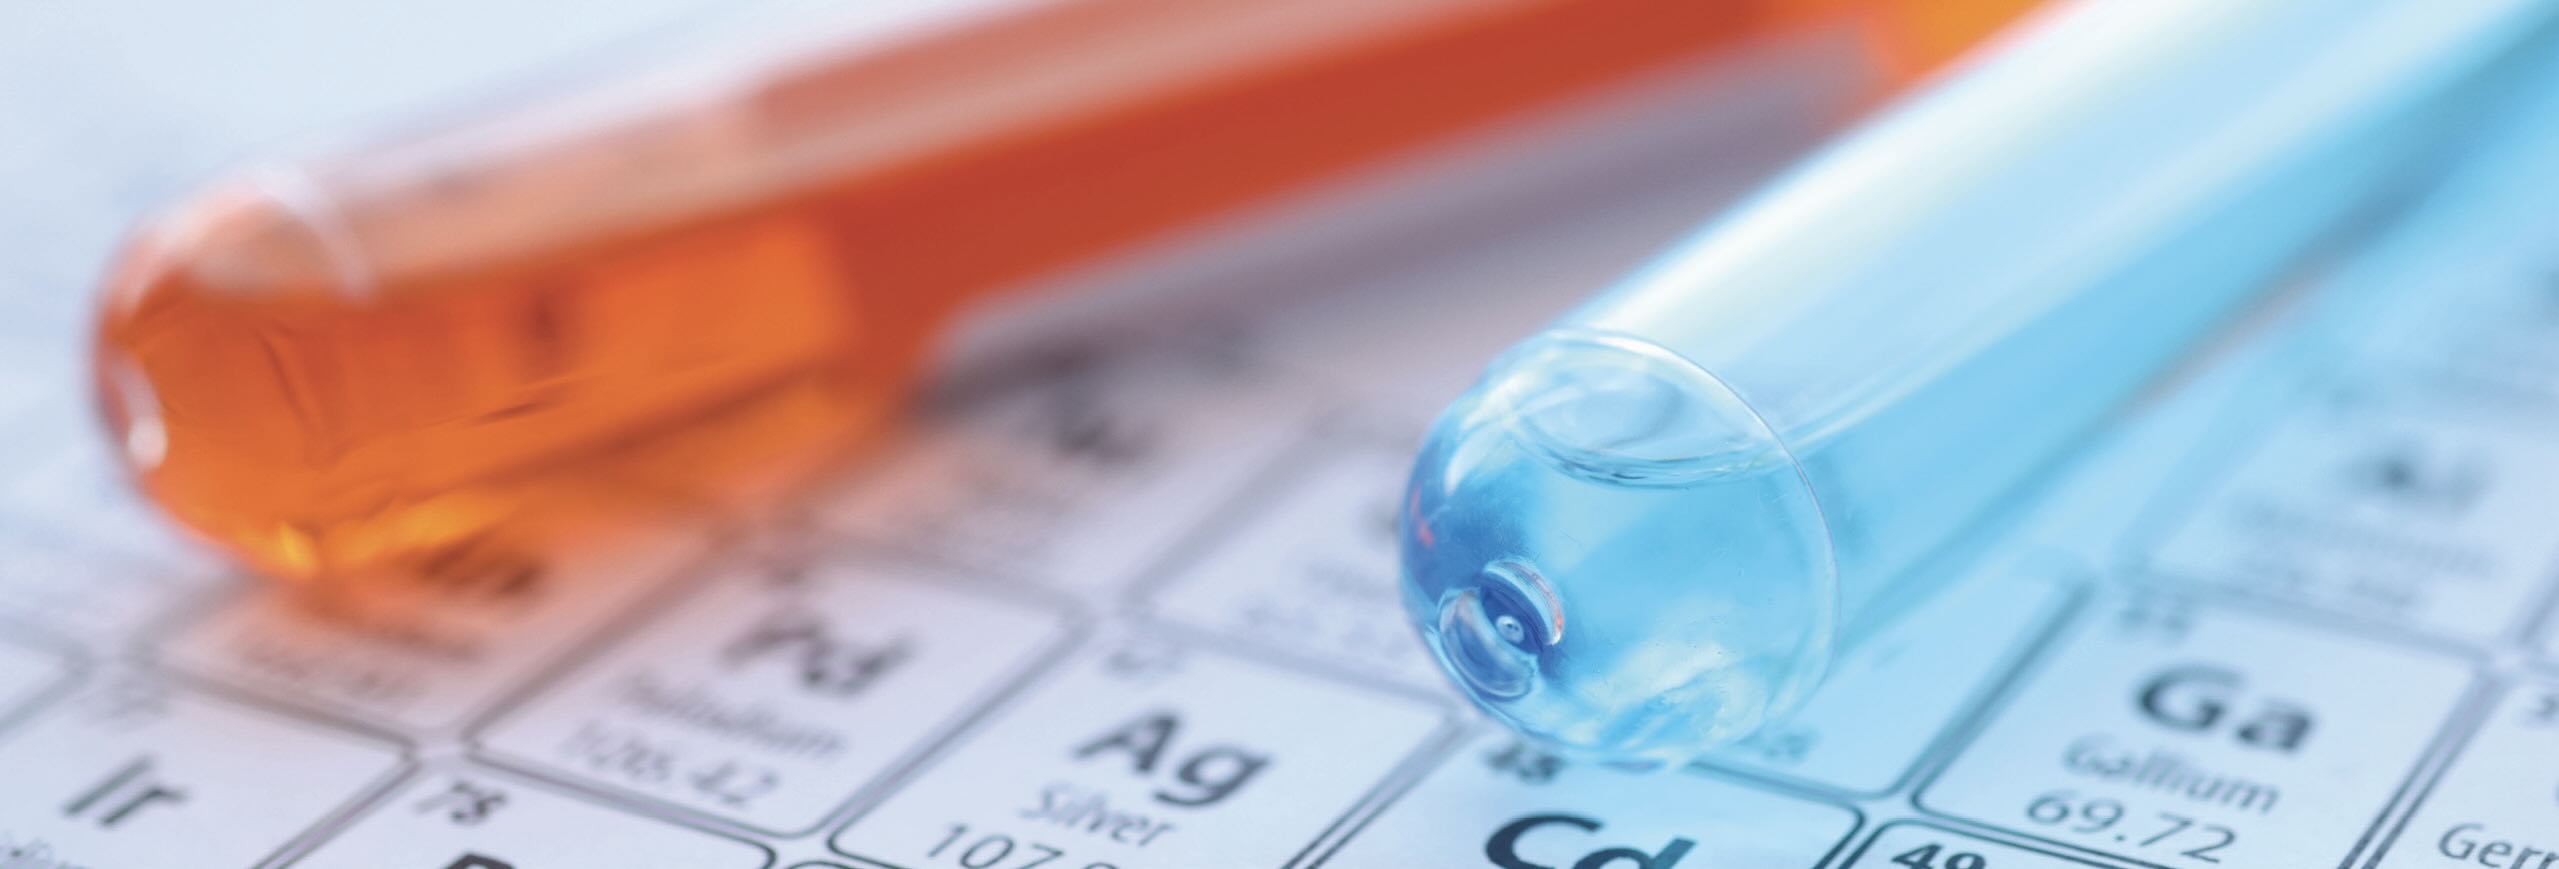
[94,0,2034,584]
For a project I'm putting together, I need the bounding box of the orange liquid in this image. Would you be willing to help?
[93,0,2033,585]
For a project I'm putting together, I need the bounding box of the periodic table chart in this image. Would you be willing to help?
[7,2,2559,867]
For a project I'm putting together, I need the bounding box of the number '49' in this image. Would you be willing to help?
[1892,843,1988,869]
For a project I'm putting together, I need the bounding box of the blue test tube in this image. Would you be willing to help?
[1400,0,2559,761]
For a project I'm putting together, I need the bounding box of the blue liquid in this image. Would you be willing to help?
[1401,0,2559,761]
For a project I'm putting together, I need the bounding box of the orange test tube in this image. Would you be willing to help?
[92,0,2033,585]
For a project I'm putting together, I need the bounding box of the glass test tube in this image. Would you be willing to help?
[91,0,2032,585]
[1399,0,2559,761]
